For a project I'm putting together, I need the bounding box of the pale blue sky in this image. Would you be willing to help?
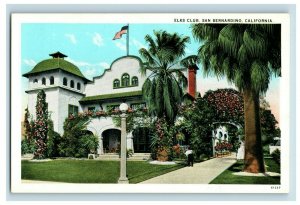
[21,23,280,124]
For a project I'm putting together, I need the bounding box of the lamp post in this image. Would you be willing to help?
[118,102,129,184]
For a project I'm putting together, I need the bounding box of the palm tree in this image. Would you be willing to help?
[191,24,281,173]
[139,30,191,124]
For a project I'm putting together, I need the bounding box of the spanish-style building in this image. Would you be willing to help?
[23,52,199,155]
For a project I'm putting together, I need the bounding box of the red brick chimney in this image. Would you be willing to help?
[187,65,199,98]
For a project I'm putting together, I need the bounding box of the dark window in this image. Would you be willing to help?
[131,76,138,86]
[107,105,119,111]
[70,80,74,88]
[34,79,38,83]
[130,103,146,110]
[113,79,120,88]
[88,107,96,112]
[50,76,54,85]
[77,82,81,90]
[121,73,130,87]
[63,77,67,86]
[68,104,78,116]
[42,77,46,85]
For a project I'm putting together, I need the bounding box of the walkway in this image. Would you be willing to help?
[139,154,236,184]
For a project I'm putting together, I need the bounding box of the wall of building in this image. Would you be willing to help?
[84,56,147,96]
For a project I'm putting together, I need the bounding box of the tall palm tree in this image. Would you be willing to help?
[191,24,281,173]
[139,30,191,124]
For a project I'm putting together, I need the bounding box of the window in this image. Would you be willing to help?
[34,79,38,83]
[88,107,96,112]
[121,73,130,87]
[131,76,138,86]
[63,77,68,86]
[77,82,81,90]
[42,77,46,85]
[68,104,78,116]
[113,79,120,88]
[50,76,54,85]
[107,104,119,111]
[130,103,146,110]
[70,80,74,88]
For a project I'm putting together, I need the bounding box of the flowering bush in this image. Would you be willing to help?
[215,142,233,152]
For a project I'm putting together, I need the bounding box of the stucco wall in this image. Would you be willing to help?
[84,56,148,96]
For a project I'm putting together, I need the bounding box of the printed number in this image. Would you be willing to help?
[271,186,281,189]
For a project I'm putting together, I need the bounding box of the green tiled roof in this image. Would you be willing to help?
[23,57,90,82]
[80,90,143,103]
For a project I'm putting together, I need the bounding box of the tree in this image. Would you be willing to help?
[33,90,48,159]
[191,24,281,173]
[139,30,190,124]
[180,98,216,159]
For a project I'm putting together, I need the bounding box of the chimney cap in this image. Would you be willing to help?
[188,64,199,70]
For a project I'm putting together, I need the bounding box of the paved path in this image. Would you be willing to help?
[139,154,236,184]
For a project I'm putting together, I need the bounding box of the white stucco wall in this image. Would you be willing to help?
[27,70,85,135]
[84,56,148,96]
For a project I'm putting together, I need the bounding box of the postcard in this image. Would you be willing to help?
[11,13,290,193]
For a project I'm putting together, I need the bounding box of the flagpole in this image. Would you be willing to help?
[127,24,129,56]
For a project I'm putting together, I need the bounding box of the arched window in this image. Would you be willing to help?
[50,76,54,85]
[77,82,81,90]
[70,80,74,88]
[63,77,68,86]
[33,79,38,83]
[42,77,46,85]
[121,73,130,87]
[131,76,138,86]
[113,79,120,88]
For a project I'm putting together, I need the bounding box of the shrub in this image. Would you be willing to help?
[58,116,99,158]
[46,120,61,158]
[271,149,280,164]
[21,138,36,155]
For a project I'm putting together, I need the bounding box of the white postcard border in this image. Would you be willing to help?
[11,13,290,193]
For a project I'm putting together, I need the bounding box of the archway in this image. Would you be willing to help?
[102,129,121,153]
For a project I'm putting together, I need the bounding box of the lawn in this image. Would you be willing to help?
[21,159,184,184]
[210,158,280,184]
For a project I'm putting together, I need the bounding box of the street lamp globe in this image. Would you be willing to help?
[119,102,128,113]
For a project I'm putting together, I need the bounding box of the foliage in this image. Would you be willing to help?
[271,149,280,164]
[179,97,216,159]
[150,117,176,161]
[203,89,244,125]
[23,107,33,140]
[21,138,36,155]
[46,120,61,158]
[112,108,150,132]
[192,24,281,173]
[58,115,98,158]
[260,108,280,146]
[215,142,233,152]
[33,90,48,159]
[139,30,191,123]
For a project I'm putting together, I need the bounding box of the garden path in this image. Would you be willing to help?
[139,154,237,184]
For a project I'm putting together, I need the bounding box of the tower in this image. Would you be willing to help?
[23,52,90,134]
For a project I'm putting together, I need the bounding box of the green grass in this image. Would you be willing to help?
[210,158,280,184]
[21,160,184,184]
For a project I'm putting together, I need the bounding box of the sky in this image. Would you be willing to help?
[21,23,280,126]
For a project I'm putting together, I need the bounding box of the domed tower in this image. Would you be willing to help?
[23,52,91,134]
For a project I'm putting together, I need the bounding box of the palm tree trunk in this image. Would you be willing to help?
[243,88,265,173]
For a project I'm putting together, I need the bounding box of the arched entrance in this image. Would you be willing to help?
[102,129,121,153]
[133,127,150,153]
